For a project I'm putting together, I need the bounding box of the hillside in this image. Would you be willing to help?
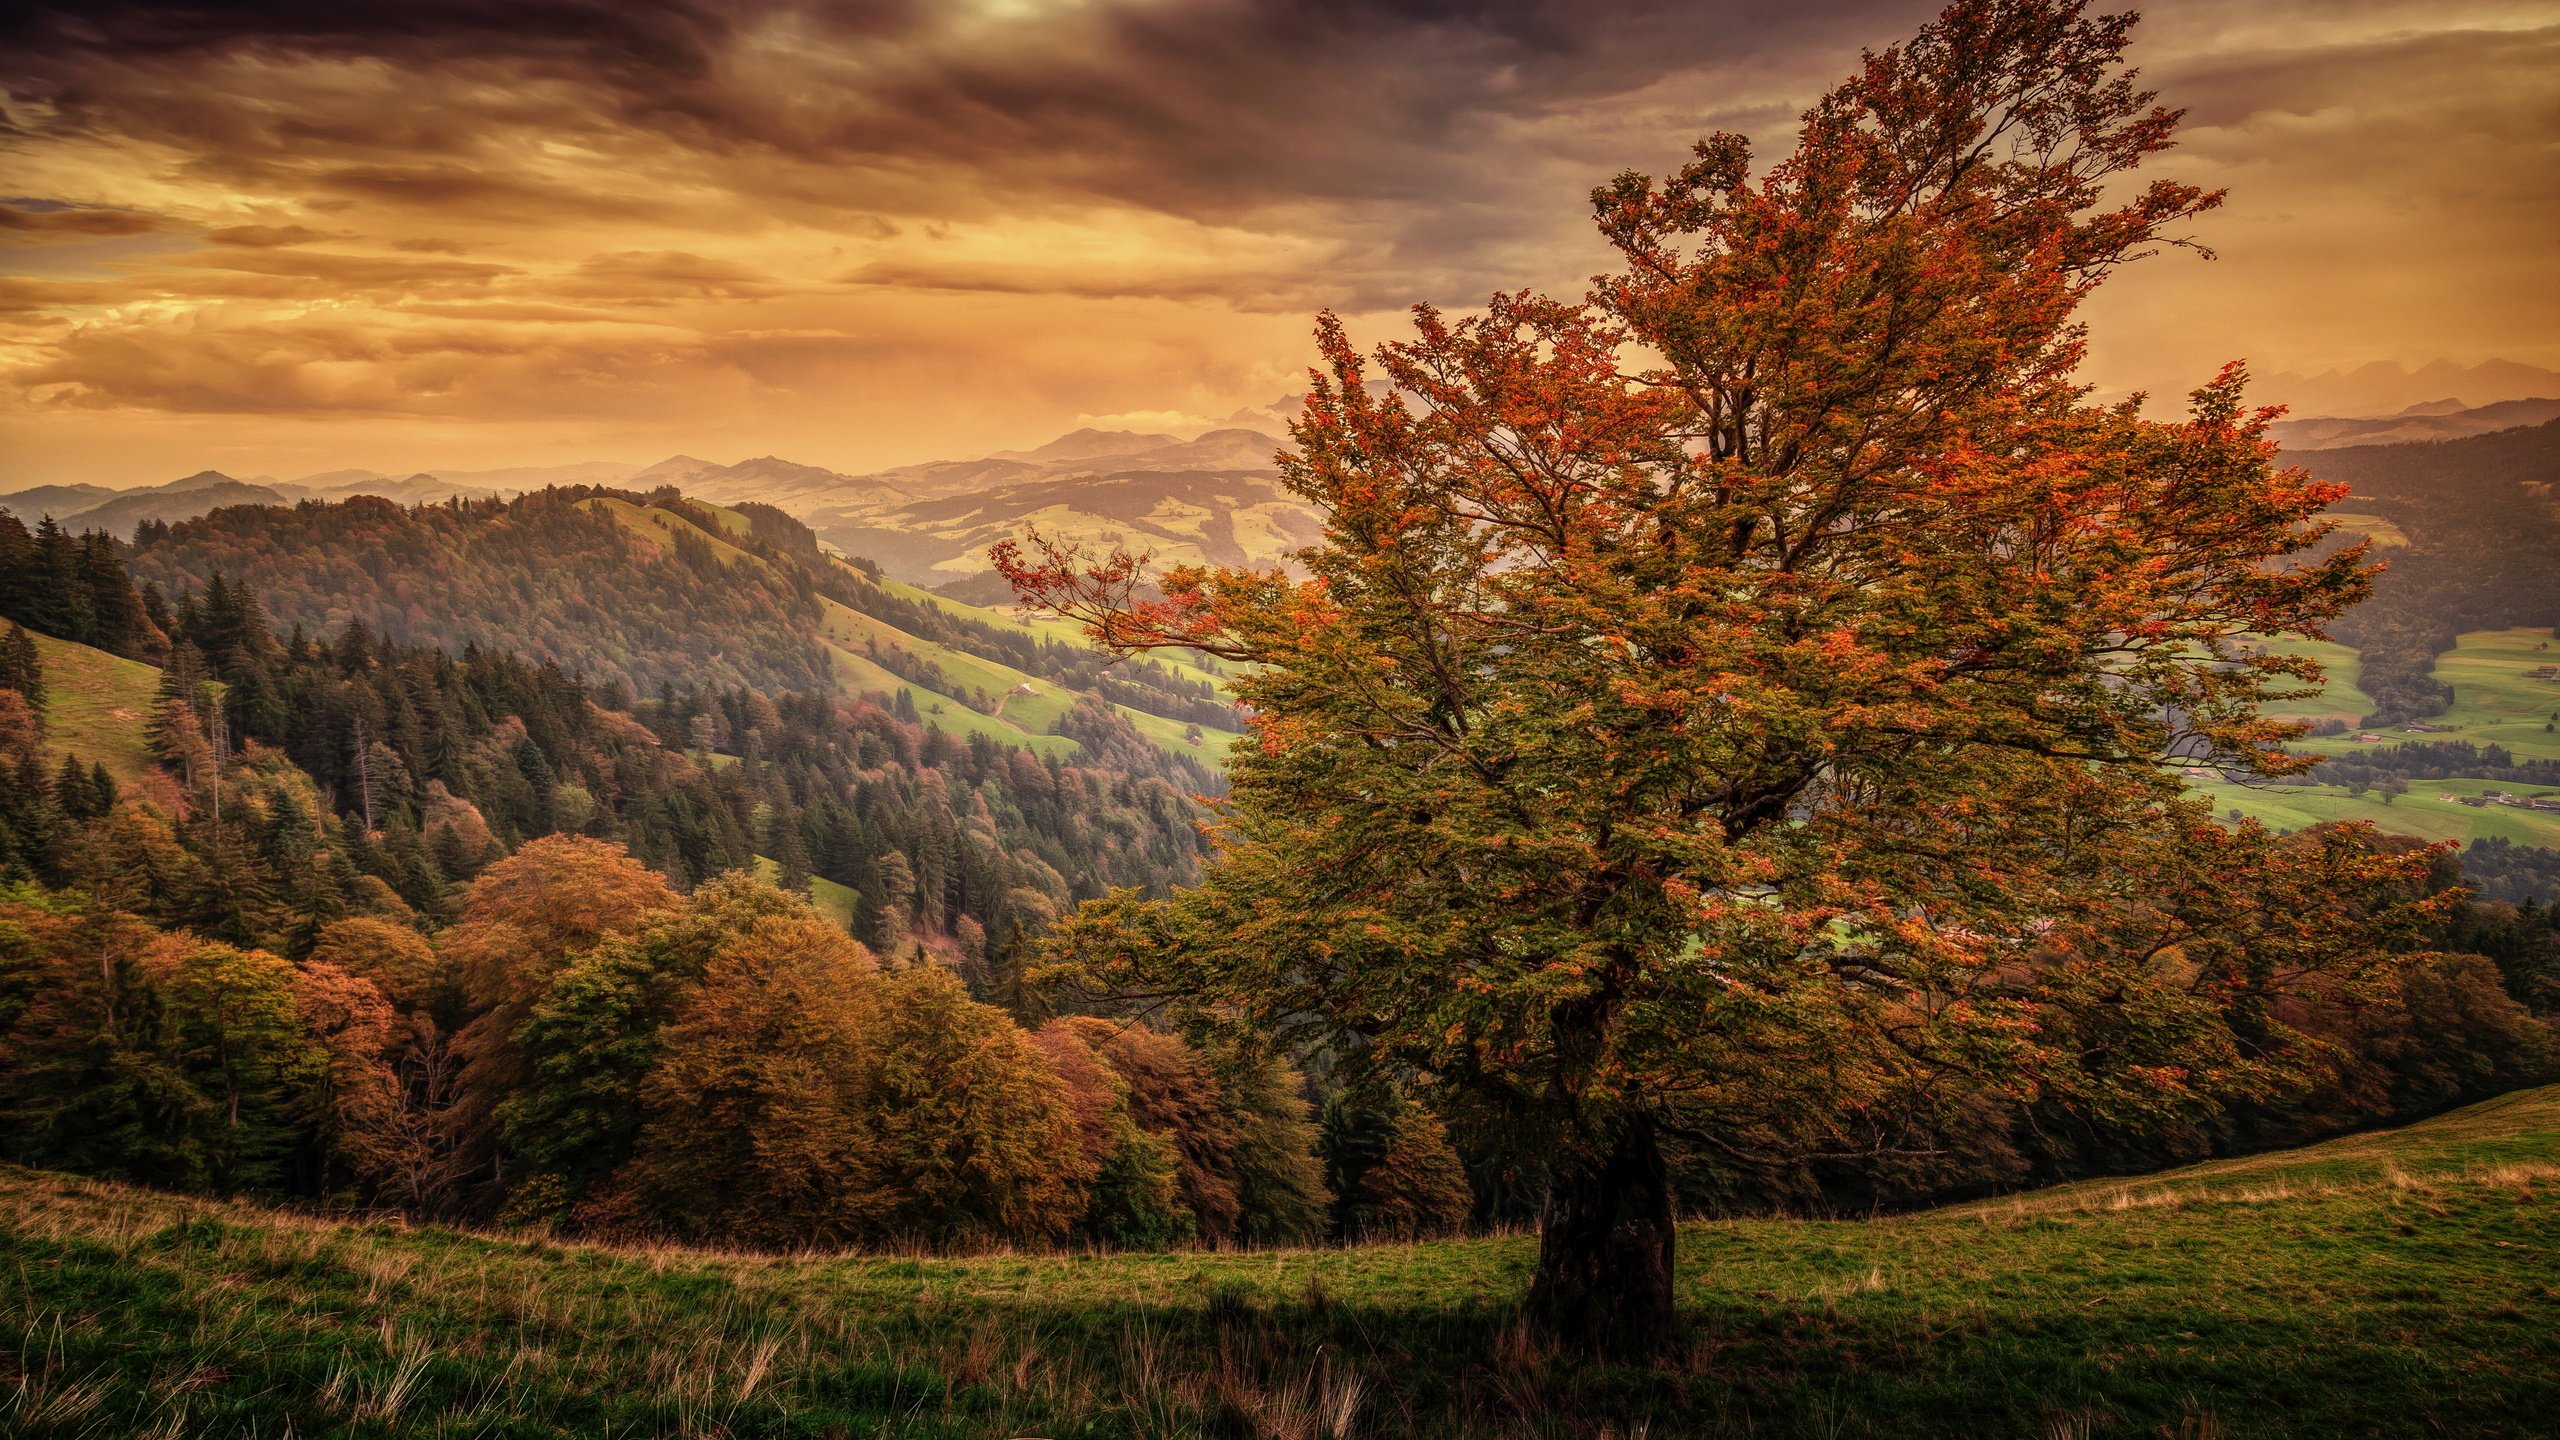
[2296,418,2560,723]
[2269,396,2560,450]
[2181,627,2560,896]
[822,466,1320,585]
[603,425,1311,586]
[129,489,840,700]
[124,486,1243,771]
[0,471,296,535]
[26,628,166,788]
[5,1086,2552,1438]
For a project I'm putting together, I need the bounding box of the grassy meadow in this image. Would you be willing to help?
[30,629,174,790]
[5,1087,2555,1438]
[2195,626,2560,847]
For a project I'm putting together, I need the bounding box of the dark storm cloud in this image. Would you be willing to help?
[0,0,1896,226]
[0,0,752,85]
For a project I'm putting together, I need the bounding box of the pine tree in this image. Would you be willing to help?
[0,622,45,716]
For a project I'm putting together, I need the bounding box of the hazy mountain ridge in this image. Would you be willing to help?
[0,466,558,534]
[2270,396,2560,451]
[614,423,1306,584]
[2266,358,2560,418]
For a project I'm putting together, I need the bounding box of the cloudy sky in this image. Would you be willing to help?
[2,0,2554,486]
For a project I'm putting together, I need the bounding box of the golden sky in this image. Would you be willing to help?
[3,0,2556,486]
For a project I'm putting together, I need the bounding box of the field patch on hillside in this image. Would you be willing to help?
[2247,633,2375,726]
[30,630,165,787]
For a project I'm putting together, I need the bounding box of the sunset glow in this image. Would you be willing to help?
[3,0,2554,484]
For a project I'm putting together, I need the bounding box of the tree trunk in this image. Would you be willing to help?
[1525,1113,1676,1360]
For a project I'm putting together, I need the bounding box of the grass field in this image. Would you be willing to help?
[825,645,1083,760]
[2190,628,2560,849]
[5,1087,2553,1438]
[2191,773,2560,849]
[2321,512,2410,548]
[2425,627,2560,762]
[30,630,168,788]
[821,593,1234,766]
[866,569,1235,694]
[2245,633,2374,727]
[1113,702,1245,769]
[2287,627,2560,765]
[749,855,861,929]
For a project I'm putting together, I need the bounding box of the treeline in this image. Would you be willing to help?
[2302,420,2560,723]
[2460,839,2560,913]
[127,483,1239,754]
[1648,835,2560,1220]
[0,511,164,661]
[2305,739,2560,790]
[628,681,1210,956]
[0,842,1469,1246]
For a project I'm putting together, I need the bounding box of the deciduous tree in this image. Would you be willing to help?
[1005,0,2439,1354]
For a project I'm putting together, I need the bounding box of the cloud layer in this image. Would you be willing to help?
[1,0,2553,483]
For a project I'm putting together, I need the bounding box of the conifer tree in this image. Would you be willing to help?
[0,622,44,716]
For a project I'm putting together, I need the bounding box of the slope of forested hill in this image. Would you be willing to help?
[0,521,1213,965]
[2296,419,2560,722]
[127,489,836,699]
[123,487,1246,771]
[0,496,1297,1253]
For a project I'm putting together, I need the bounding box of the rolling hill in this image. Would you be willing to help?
[2183,416,2560,897]
[0,471,293,536]
[2194,627,2560,853]
[4,1085,2551,1438]
[821,466,1321,584]
[0,469,534,536]
[125,485,1242,771]
[612,425,1313,585]
[4,418,1316,591]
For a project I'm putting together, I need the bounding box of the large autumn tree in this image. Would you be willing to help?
[1003,0,2442,1356]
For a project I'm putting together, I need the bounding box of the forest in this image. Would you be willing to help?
[2314,420,2560,722]
[0,499,1493,1247]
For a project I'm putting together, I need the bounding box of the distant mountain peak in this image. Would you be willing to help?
[2266,358,2560,417]
[992,428,1182,465]
[630,454,724,483]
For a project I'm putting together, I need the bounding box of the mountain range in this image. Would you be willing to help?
[20,387,2555,591]
[2262,358,2560,418]
[2267,396,2560,451]
[1,423,1313,588]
